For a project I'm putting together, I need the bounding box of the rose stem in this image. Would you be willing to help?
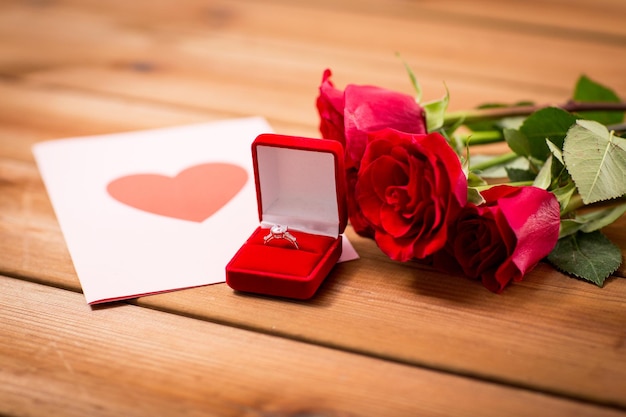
[444,101,626,126]
[469,152,519,172]
[459,130,503,146]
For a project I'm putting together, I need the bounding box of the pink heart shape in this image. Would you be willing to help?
[107,162,248,222]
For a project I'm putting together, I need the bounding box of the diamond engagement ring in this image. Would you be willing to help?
[263,224,299,249]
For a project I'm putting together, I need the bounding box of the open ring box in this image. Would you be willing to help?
[226,133,347,299]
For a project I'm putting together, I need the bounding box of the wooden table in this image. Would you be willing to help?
[2,1,626,415]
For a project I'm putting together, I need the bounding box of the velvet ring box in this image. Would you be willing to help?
[226,133,347,299]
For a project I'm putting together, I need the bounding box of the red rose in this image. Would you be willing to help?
[316,69,427,169]
[433,185,560,293]
[316,69,428,237]
[316,69,346,147]
[343,82,427,170]
[355,129,467,261]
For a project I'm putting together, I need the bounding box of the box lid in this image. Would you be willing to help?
[252,134,347,238]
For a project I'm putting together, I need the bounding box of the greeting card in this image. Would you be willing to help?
[33,117,358,304]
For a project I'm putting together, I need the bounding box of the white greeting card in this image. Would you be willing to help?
[33,118,358,304]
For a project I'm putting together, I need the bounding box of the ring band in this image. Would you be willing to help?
[263,224,299,249]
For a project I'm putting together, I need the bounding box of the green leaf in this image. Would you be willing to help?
[552,181,577,213]
[573,75,624,125]
[503,128,531,157]
[547,231,622,286]
[467,171,487,188]
[506,167,536,182]
[546,139,564,165]
[563,119,626,204]
[560,203,626,238]
[519,107,578,161]
[400,57,422,103]
[580,203,626,232]
[559,219,583,239]
[533,155,552,189]
[467,187,485,205]
[424,84,449,132]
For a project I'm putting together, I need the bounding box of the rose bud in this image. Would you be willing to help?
[433,185,560,293]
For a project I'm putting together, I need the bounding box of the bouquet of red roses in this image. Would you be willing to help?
[316,68,626,292]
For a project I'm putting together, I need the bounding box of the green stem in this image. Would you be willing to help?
[473,181,534,192]
[444,101,626,127]
[460,130,503,146]
[469,152,519,172]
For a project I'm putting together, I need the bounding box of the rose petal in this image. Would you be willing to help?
[344,85,427,169]
[316,69,346,146]
[483,185,560,277]
[355,129,467,261]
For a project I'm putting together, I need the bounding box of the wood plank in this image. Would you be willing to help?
[4,276,624,417]
[281,0,626,40]
[0,80,320,164]
[0,81,213,161]
[140,237,626,409]
[428,0,626,40]
[38,0,626,41]
[2,0,625,113]
[1,154,625,408]
[2,0,626,413]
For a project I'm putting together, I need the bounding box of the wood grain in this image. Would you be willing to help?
[2,0,626,415]
[1,153,625,407]
[2,276,624,417]
[2,0,626,118]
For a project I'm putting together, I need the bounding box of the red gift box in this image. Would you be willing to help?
[225,134,347,299]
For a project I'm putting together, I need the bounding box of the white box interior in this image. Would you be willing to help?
[256,144,340,237]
